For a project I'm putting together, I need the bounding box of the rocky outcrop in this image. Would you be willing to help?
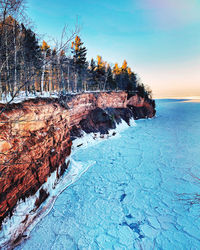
[68,92,156,139]
[0,99,72,227]
[67,92,127,128]
[75,107,134,136]
[127,94,156,119]
[0,91,155,245]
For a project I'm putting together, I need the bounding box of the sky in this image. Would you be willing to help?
[26,0,200,98]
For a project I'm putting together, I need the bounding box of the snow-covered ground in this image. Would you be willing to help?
[0,91,62,104]
[0,90,123,104]
[17,99,200,249]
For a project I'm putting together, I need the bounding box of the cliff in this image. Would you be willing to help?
[0,91,155,247]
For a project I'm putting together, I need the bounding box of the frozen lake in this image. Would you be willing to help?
[18,99,200,249]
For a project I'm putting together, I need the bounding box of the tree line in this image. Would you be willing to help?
[0,1,152,102]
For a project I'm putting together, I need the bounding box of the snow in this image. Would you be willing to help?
[1,117,134,248]
[72,118,135,153]
[0,90,124,104]
[14,100,200,249]
[0,91,60,104]
[0,158,95,248]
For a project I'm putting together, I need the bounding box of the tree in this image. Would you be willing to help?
[86,58,96,90]
[95,55,107,90]
[89,58,95,72]
[103,64,114,91]
[118,60,129,90]
[0,16,22,97]
[19,24,42,94]
[71,35,87,92]
[127,67,137,94]
[40,40,50,93]
[112,63,121,90]
[121,60,127,72]
[0,0,25,22]
[113,63,120,75]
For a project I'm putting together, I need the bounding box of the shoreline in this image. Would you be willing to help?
[0,92,155,248]
[0,118,136,249]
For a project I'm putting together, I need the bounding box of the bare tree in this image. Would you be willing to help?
[0,0,26,23]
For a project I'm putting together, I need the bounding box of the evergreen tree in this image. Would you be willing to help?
[87,58,96,90]
[121,60,128,73]
[127,68,137,94]
[104,64,115,90]
[95,55,107,90]
[71,35,87,92]
[21,24,42,72]
[20,25,41,93]
[119,60,129,90]
[113,63,121,90]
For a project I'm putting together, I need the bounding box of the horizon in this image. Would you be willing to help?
[26,0,199,98]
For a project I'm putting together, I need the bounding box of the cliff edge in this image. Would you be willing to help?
[0,91,155,248]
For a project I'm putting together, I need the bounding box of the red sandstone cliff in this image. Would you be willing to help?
[0,99,72,227]
[0,91,155,244]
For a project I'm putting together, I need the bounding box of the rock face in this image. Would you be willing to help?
[0,99,72,228]
[127,94,156,119]
[67,92,127,128]
[0,91,155,236]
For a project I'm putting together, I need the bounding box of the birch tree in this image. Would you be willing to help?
[40,40,50,94]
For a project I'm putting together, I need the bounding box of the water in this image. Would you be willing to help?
[17,99,200,249]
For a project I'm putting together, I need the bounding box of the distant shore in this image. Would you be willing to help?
[182,99,200,103]
[155,97,200,102]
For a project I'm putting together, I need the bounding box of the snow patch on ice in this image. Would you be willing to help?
[72,118,136,153]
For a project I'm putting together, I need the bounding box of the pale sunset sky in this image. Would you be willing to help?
[27,0,200,98]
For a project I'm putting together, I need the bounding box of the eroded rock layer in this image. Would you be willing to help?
[0,99,72,227]
[0,92,155,228]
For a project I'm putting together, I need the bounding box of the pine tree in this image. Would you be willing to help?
[95,55,107,90]
[103,63,114,90]
[106,64,115,90]
[71,35,87,92]
[121,60,128,73]
[127,68,137,93]
[21,24,42,93]
[87,58,96,90]
[89,58,96,71]
[113,63,119,74]
[112,63,121,90]
[119,59,129,90]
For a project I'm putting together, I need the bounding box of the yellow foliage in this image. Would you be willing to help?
[113,63,121,75]
[0,16,18,29]
[41,40,50,51]
[75,35,80,43]
[97,55,104,69]
[121,60,128,71]
[127,67,132,75]
[97,55,102,65]
[72,35,81,51]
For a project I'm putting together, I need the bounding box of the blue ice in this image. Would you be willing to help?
[17,100,200,249]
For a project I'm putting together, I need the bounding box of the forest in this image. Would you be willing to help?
[0,0,152,103]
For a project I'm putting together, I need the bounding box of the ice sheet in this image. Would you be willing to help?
[16,100,200,249]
